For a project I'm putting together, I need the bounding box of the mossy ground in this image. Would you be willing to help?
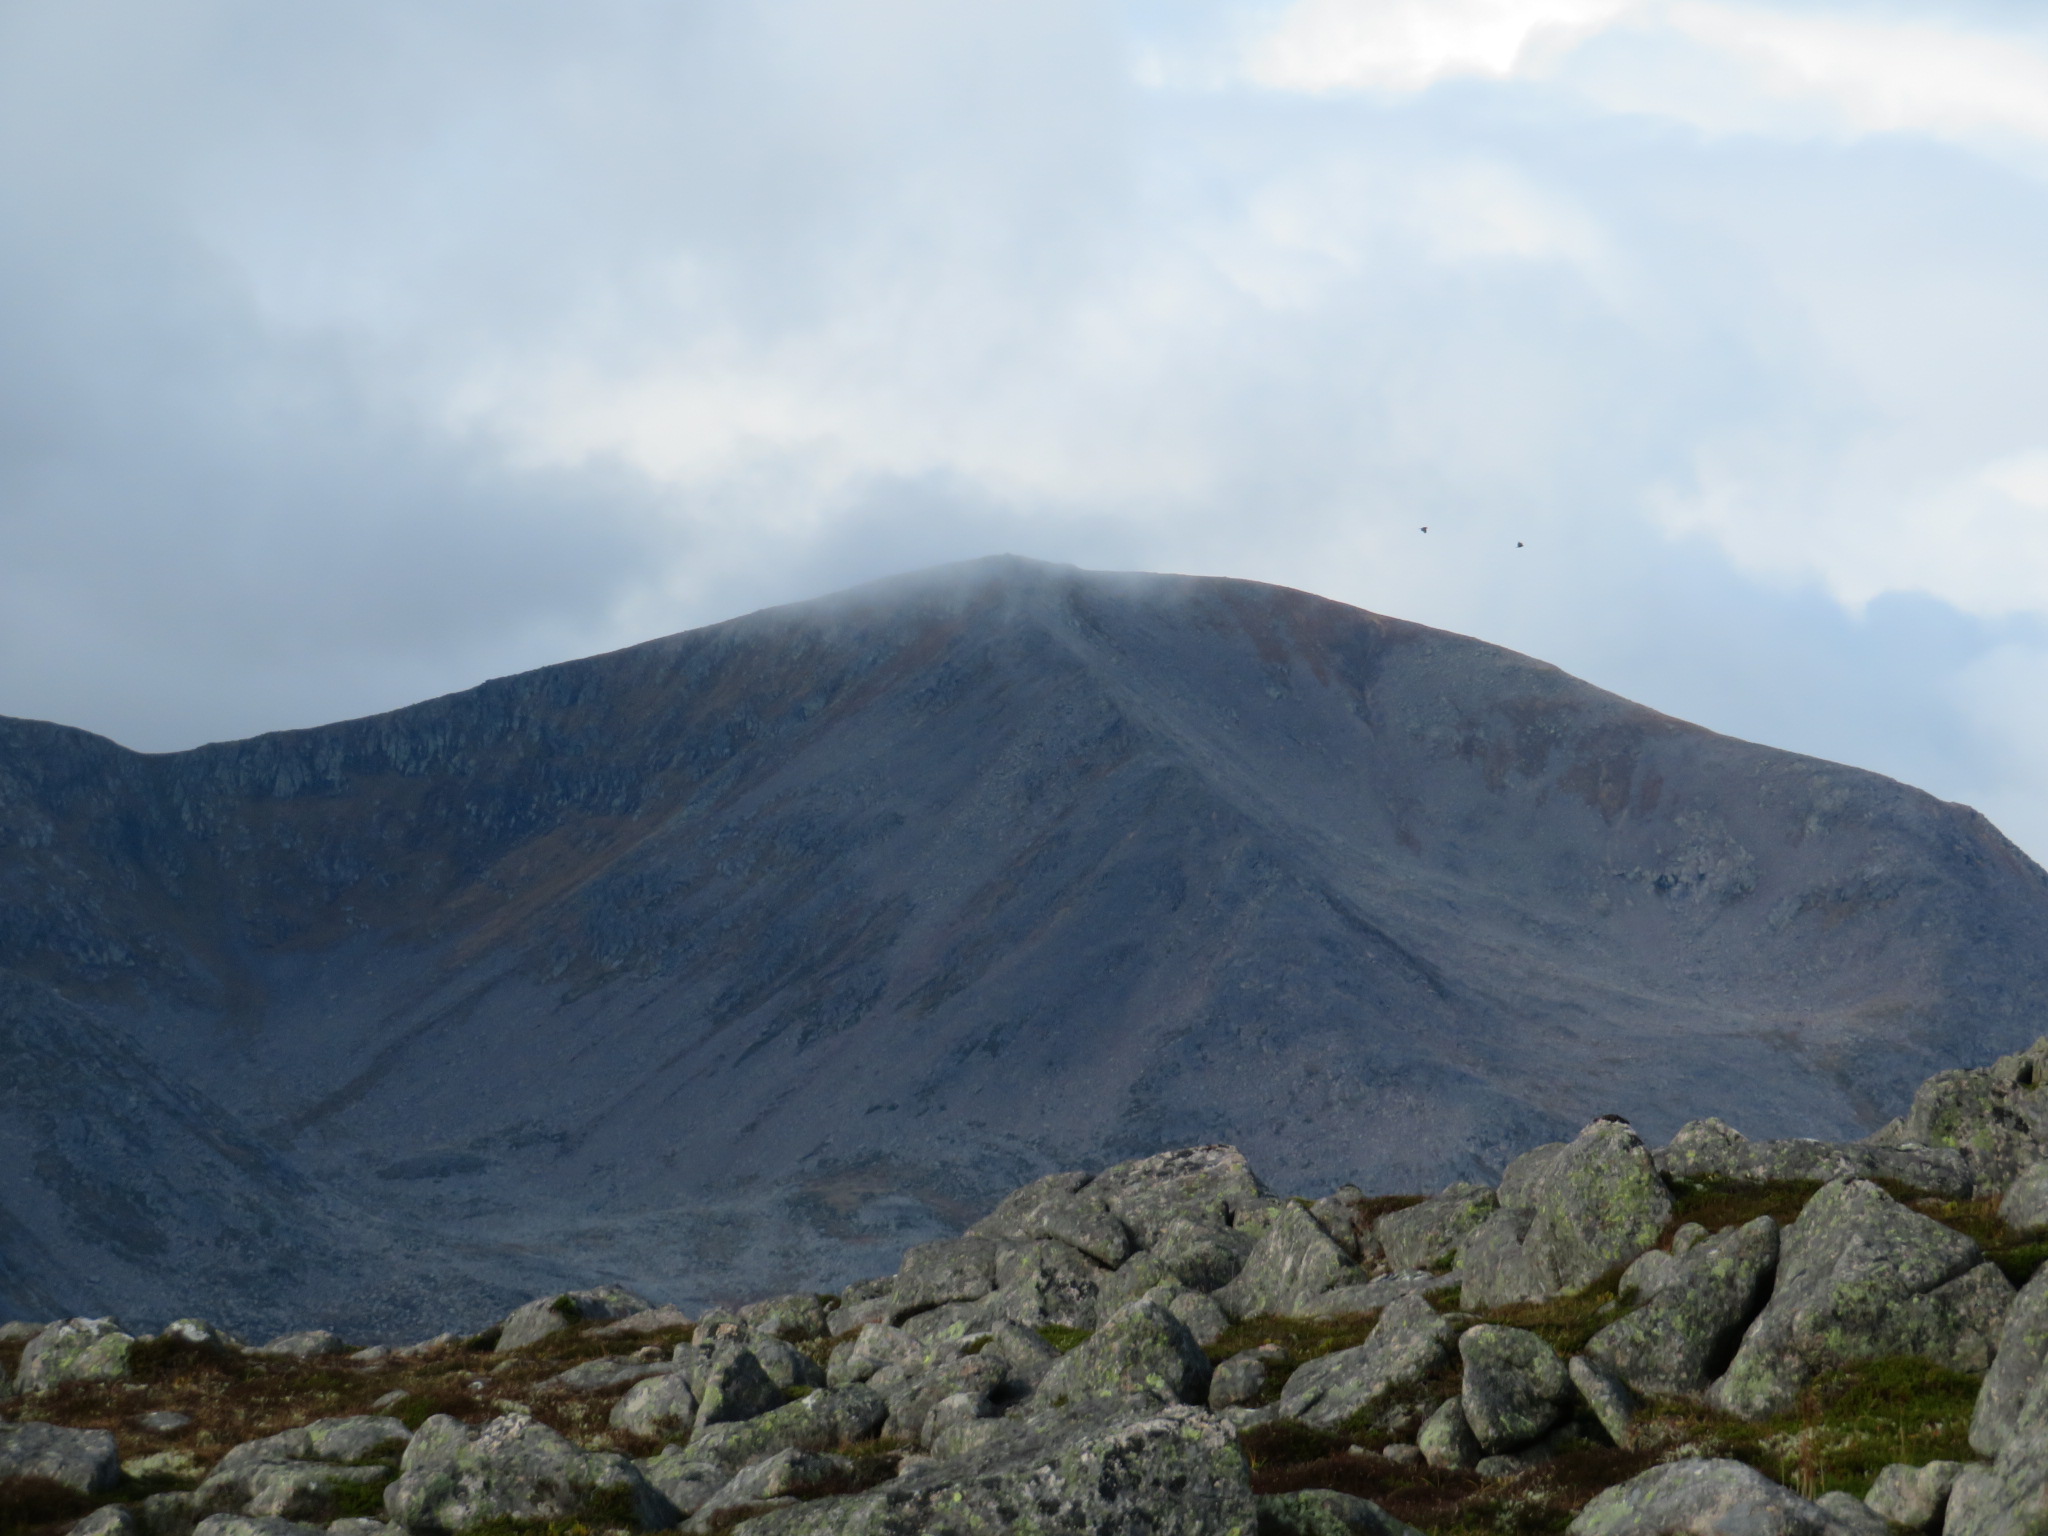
[0,1318,698,1536]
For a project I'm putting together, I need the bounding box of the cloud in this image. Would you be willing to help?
[2,0,2048,866]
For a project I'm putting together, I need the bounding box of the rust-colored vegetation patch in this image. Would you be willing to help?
[1665,1179,1823,1237]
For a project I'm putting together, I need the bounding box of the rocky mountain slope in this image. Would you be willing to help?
[3,556,2047,1335]
[11,1037,2048,1536]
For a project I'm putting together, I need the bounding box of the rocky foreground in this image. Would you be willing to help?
[14,1043,2048,1535]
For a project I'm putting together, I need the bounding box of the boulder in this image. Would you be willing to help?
[737,1293,832,1342]
[985,1238,1109,1330]
[611,1372,698,1439]
[1709,1179,2013,1420]
[1377,1186,1498,1273]
[1087,1145,1269,1249]
[548,1356,677,1392]
[18,1316,134,1389]
[1462,1120,1674,1310]
[1617,1250,1680,1306]
[1569,1355,1637,1449]
[891,1237,1002,1316]
[1209,1345,1285,1409]
[1419,1397,1482,1470]
[382,1413,674,1532]
[1658,1119,1972,1199]
[253,1331,347,1359]
[594,1305,695,1337]
[681,1448,857,1532]
[1161,1286,1231,1347]
[826,1324,928,1388]
[1872,1040,2048,1193]
[694,1341,787,1427]
[197,1418,413,1515]
[1975,1265,2048,1456]
[1258,1489,1426,1536]
[70,1508,141,1536]
[970,1172,1136,1268]
[1864,1462,1965,1533]
[1214,1203,1361,1320]
[1460,1325,1573,1454]
[191,1520,327,1536]
[1278,1293,1459,1431]
[978,1320,1062,1388]
[744,1335,827,1395]
[1814,1491,1890,1536]
[1499,1144,1569,1207]
[1298,1271,1462,1319]
[716,1399,1255,1535]
[2005,1164,2048,1237]
[645,1384,887,1481]
[869,1353,1010,1442]
[1586,1216,1779,1396]
[1569,1458,1832,1536]
[0,1421,121,1494]
[1308,1187,1385,1264]
[1153,1222,1257,1293]
[495,1286,654,1352]
[1036,1298,1211,1408]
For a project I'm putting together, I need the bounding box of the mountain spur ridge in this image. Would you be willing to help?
[14,1037,2048,1534]
[4,556,2048,1339]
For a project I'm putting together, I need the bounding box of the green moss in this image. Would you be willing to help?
[1632,1356,1979,1499]
[1667,1179,1823,1236]
[1479,1266,1629,1356]
[1036,1325,1093,1353]
[329,1477,396,1519]
[1204,1313,1379,1368]
[549,1295,582,1321]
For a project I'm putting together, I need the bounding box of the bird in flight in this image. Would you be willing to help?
[1420,526,1428,533]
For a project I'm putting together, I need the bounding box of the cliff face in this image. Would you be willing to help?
[3,556,2045,1335]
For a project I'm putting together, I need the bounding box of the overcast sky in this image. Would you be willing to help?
[5,1,2048,860]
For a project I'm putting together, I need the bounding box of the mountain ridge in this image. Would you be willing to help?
[2,556,2045,1336]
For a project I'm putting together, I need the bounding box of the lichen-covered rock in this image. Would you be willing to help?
[1975,1265,2048,1457]
[2005,1164,2048,1237]
[1279,1293,1458,1431]
[682,1448,858,1532]
[194,1416,411,1518]
[191,1519,327,1536]
[611,1371,698,1439]
[1460,1325,1572,1454]
[70,1507,140,1536]
[1209,1345,1285,1409]
[1587,1216,1778,1397]
[1087,1146,1269,1250]
[549,1356,677,1392]
[1659,1119,1972,1199]
[495,1285,653,1351]
[663,1383,888,1476]
[1377,1186,1498,1274]
[1257,1489,1425,1536]
[1214,1203,1361,1321]
[1309,1187,1384,1264]
[1617,1249,1680,1306]
[827,1323,928,1387]
[971,1172,1136,1268]
[383,1413,674,1532]
[738,1293,833,1342]
[1473,1120,1673,1310]
[724,1399,1256,1535]
[985,1238,1109,1330]
[870,1352,1010,1441]
[1865,1461,1965,1532]
[253,1330,347,1359]
[1874,1040,2048,1193]
[1709,1179,2013,1420]
[892,1237,1002,1316]
[1299,1271,1462,1320]
[746,1335,828,1395]
[696,1341,788,1426]
[1569,1355,1636,1449]
[1161,1285,1231,1346]
[1814,1491,1889,1536]
[1569,1458,1831,1536]
[1419,1397,1482,1470]
[239,1464,390,1522]
[1499,1144,1568,1208]
[1037,1298,1211,1408]
[18,1316,134,1389]
[0,1420,120,1494]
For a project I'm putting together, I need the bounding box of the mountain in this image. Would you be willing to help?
[2,556,2045,1337]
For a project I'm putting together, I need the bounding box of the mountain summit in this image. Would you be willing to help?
[3,557,2045,1335]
